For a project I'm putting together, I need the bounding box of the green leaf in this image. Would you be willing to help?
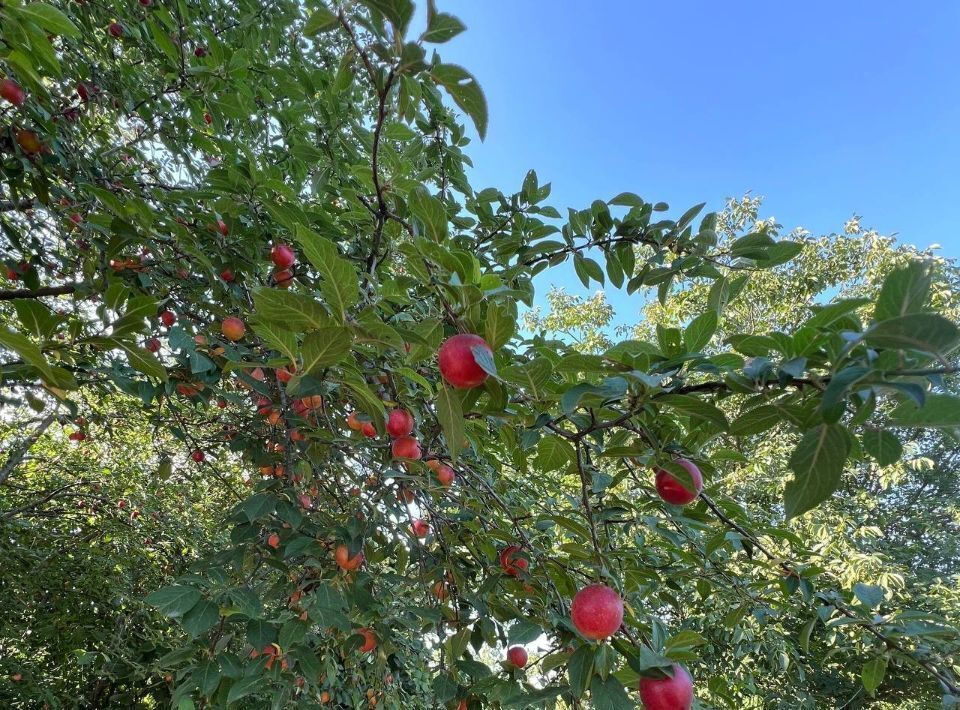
[241,493,277,522]
[484,302,516,349]
[567,645,594,698]
[863,314,960,357]
[145,585,201,618]
[193,660,221,697]
[853,582,885,609]
[359,0,414,32]
[423,8,466,43]
[861,656,888,696]
[249,317,299,364]
[589,675,633,710]
[784,424,852,519]
[293,226,359,322]
[181,599,219,637]
[535,435,575,472]
[683,311,717,352]
[408,187,448,242]
[109,339,168,381]
[226,675,263,704]
[657,394,729,432]
[875,262,932,321]
[730,405,781,436]
[431,63,488,140]
[304,6,339,34]
[436,385,464,463]
[0,327,77,389]
[14,3,81,37]
[890,394,960,428]
[508,620,542,645]
[301,327,352,374]
[861,430,902,466]
[252,288,332,332]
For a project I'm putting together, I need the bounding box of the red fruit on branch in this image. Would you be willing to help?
[15,129,43,155]
[410,519,430,538]
[654,459,703,506]
[221,316,246,342]
[160,310,176,327]
[270,244,296,269]
[438,333,493,389]
[334,544,364,571]
[506,646,528,668]
[391,435,421,460]
[214,219,228,235]
[108,22,124,38]
[272,268,293,288]
[360,421,377,438]
[0,79,26,106]
[638,664,694,710]
[220,268,234,282]
[498,545,529,577]
[145,338,161,353]
[267,533,280,549]
[191,450,204,463]
[386,409,414,437]
[435,464,455,487]
[570,584,624,640]
[358,628,376,653]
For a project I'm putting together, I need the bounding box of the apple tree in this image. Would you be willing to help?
[1,1,959,708]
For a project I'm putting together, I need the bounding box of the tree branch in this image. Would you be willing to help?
[0,284,78,301]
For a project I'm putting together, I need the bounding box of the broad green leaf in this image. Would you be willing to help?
[304,6,338,34]
[226,675,263,704]
[484,302,516,349]
[862,656,888,696]
[181,599,219,637]
[241,493,277,522]
[436,385,464,463]
[508,619,542,645]
[864,314,960,357]
[890,394,960,428]
[14,3,81,37]
[301,327,352,374]
[683,311,717,352]
[784,424,852,519]
[359,0,414,32]
[423,6,466,43]
[293,225,359,322]
[145,585,201,618]
[0,327,77,389]
[875,262,931,321]
[590,676,633,710]
[853,582,885,609]
[110,339,168,381]
[252,288,332,332]
[193,660,220,697]
[431,63,488,140]
[567,645,594,698]
[535,435,575,472]
[730,405,781,436]
[408,186,448,241]
[657,393,729,431]
[249,317,299,364]
[860,429,902,466]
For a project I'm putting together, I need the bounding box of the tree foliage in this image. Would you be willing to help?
[1,2,959,708]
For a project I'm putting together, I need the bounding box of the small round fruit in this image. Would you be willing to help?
[15,129,42,155]
[499,545,529,577]
[221,316,246,342]
[570,584,624,641]
[654,459,703,506]
[506,646,528,669]
[638,664,694,710]
[267,533,281,549]
[436,464,455,487]
[220,268,234,282]
[108,22,124,38]
[358,628,376,653]
[347,412,363,431]
[386,409,414,438]
[361,421,377,438]
[410,519,430,538]
[271,244,296,269]
[0,79,26,106]
[194,46,207,57]
[203,112,213,125]
[215,219,228,235]
[335,544,364,572]
[273,268,294,288]
[438,334,493,389]
[160,310,176,327]
[191,449,204,463]
[391,436,421,460]
[145,337,161,353]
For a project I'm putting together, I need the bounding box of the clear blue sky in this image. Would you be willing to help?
[434,1,960,324]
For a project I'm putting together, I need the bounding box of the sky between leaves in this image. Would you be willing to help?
[423,0,960,328]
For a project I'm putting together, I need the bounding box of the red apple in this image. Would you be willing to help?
[654,459,703,506]
[436,464,455,487]
[506,646,528,669]
[358,628,376,653]
[276,366,295,383]
[267,532,280,549]
[108,22,124,38]
[215,219,228,235]
[438,333,493,389]
[69,213,83,225]
[361,421,377,438]
[346,412,363,431]
[270,244,296,269]
[392,435,421,460]
[160,310,176,327]
[410,519,430,538]
[638,664,694,710]
[499,545,529,577]
[191,449,204,463]
[221,316,246,342]
[0,79,26,107]
[145,337,161,353]
[203,112,212,125]
[68,431,86,442]
[15,129,42,155]
[570,584,623,640]
[272,268,293,288]
[335,544,364,571]
[194,46,207,57]
[220,268,234,282]
[386,409,414,437]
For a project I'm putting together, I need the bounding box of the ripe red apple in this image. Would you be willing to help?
[215,219,228,235]
[410,519,430,538]
[506,646,528,669]
[69,213,83,225]
[220,268,234,282]
[194,46,207,57]
[191,449,204,463]
[108,22,124,38]
[203,112,212,125]
[346,412,363,431]
[386,409,414,437]
[68,431,86,442]
[276,366,295,383]
[638,664,694,710]
[267,533,280,549]
[358,628,376,653]
[160,310,176,327]
[334,544,364,571]
[139,0,153,6]
[654,459,703,506]
[221,316,246,342]
[271,244,296,269]
[499,545,529,577]
[360,421,377,438]
[570,584,624,640]
[438,333,493,389]
[272,268,293,288]
[436,464,455,487]
[392,435,421,460]
[15,129,42,155]
[0,79,26,106]
[145,337,161,353]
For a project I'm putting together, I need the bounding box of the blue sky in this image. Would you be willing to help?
[433,1,960,325]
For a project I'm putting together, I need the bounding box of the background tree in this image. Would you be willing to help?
[1,2,959,709]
